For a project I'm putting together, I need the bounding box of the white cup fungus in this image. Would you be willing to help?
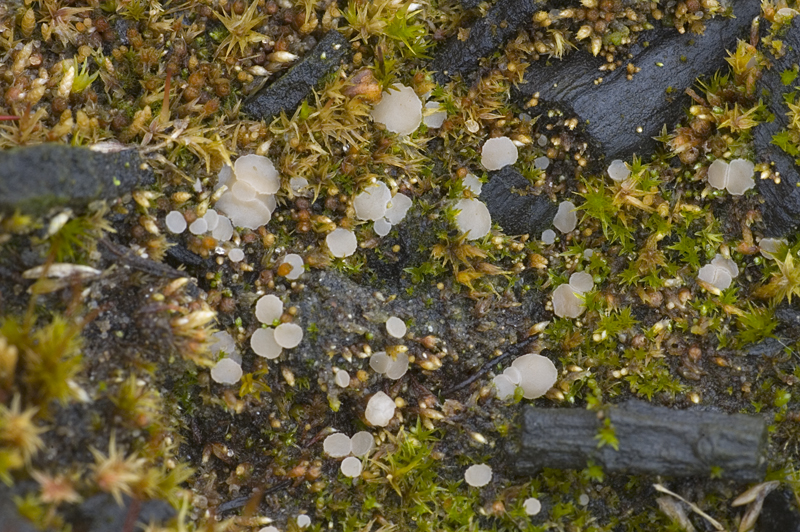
[454,198,492,240]
[210,358,243,385]
[758,237,787,259]
[203,209,219,231]
[369,351,392,374]
[281,254,305,280]
[374,218,392,237]
[234,154,280,195]
[552,282,586,319]
[326,228,358,258]
[340,456,363,478]
[255,294,283,325]
[232,180,256,201]
[213,159,277,230]
[258,527,279,532]
[697,253,739,290]
[511,353,558,399]
[210,331,236,355]
[365,391,396,427]
[464,464,493,487]
[323,432,352,458]
[385,316,407,338]
[481,137,518,170]
[350,431,374,457]
[296,515,311,528]
[165,211,187,234]
[463,173,482,195]
[227,248,245,262]
[189,218,208,235]
[569,271,594,293]
[523,497,542,516]
[334,369,350,388]
[553,201,578,233]
[385,193,412,224]
[370,84,423,136]
[541,229,556,245]
[290,177,311,197]
[492,374,517,400]
[384,352,409,380]
[212,215,234,241]
[274,322,303,348]
[707,158,755,195]
[534,156,551,171]
[423,101,447,128]
[251,328,283,359]
[503,366,521,385]
[354,182,392,221]
[607,159,630,182]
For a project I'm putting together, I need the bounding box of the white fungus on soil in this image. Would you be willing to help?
[234,154,280,194]
[203,209,219,231]
[481,136,518,170]
[423,101,447,128]
[365,391,396,427]
[258,527,279,532]
[707,158,755,195]
[523,497,542,516]
[255,294,283,325]
[534,156,551,171]
[464,464,493,487]
[759,237,787,259]
[281,253,305,280]
[354,182,392,221]
[607,159,630,182]
[503,366,521,385]
[214,158,277,230]
[340,456,363,478]
[210,331,236,355]
[189,218,208,235]
[385,353,410,380]
[369,352,392,374]
[385,193,412,224]
[326,228,358,258]
[386,316,407,338]
[296,515,311,528]
[165,211,187,234]
[370,84,423,136]
[541,229,556,245]
[551,271,593,320]
[251,328,282,359]
[212,215,234,241]
[553,201,578,233]
[463,173,482,195]
[290,176,310,197]
[454,198,492,240]
[374,218,392,237]
[697,253,739,290]
[274,322,303,348]
[569,271,594,294]
[350,431,374,457]
[323,433,352,458]
[492,374,517,400]
[227,248,245,262]
[210,358,243,385]
[334,369,350,388]
[512,353,558,399]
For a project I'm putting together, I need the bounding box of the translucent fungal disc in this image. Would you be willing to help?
[607,159,630,182]
[165,211,187,234]
[281,254,305,280]
[541,229,556,245]
[350,431,374,457]
[234,154,280,195]
[210,358,243,385]
[212,216,234,241]
[203,209,219,231]
[290,177,310,196]
[340,456,363,478]
[726,158,755,196]
[454,198,492,240]
[365,391,395,427]
[569,272,594,294]
[228,248,245,262]
[370,84,423,136]
[296,515,311,528]
[385,316,407,338]
[217,165,233,189]
[385,352,409,381]
[523,497,542,516]
[534,156,551,171]
[385,193,412,224]
[710,254,739,278]
[210,331,236,355]
[215,192,273,230]
[274,322,303,348]
[251,328,283,359]
[374,218,392,237]
[492,374,516,400]
[423,101,447,128]
[481,137,518,171]
[464,464,493,487]
[758,237,787,259]
[512,353,558,399]
[463,173,482,195]
[369,352,392,374]
[323,432,352,458]
[334,369,350,388]
[553,201,578,234]
[232,180,256,201]
[503,366,521,385]
[189,218,208,235]
[552,284,585,319]
[326,228,358,258]
[353,182,392,221]
[255,294,283,325]
[258,527,279,532]
[707,159,729,190]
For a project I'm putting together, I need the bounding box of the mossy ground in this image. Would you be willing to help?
[2,0,800,531]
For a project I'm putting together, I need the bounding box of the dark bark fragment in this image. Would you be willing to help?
[753,18,800,236]
[516,400,767,481]
[511,0,760,159]
[0,144,153,216]
[481,165,556,236]
[757,489,800,532]
[431,0,547,85]
[242,30,350,120]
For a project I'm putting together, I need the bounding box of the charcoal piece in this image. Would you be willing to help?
[757,489,800,532]
[516,400,767,481]
[481,166,556,236]
[0,144,153,216]
[753,17,800,236]
[243,30,350,120]
[512,0,760,159]
[431,0,547,85]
